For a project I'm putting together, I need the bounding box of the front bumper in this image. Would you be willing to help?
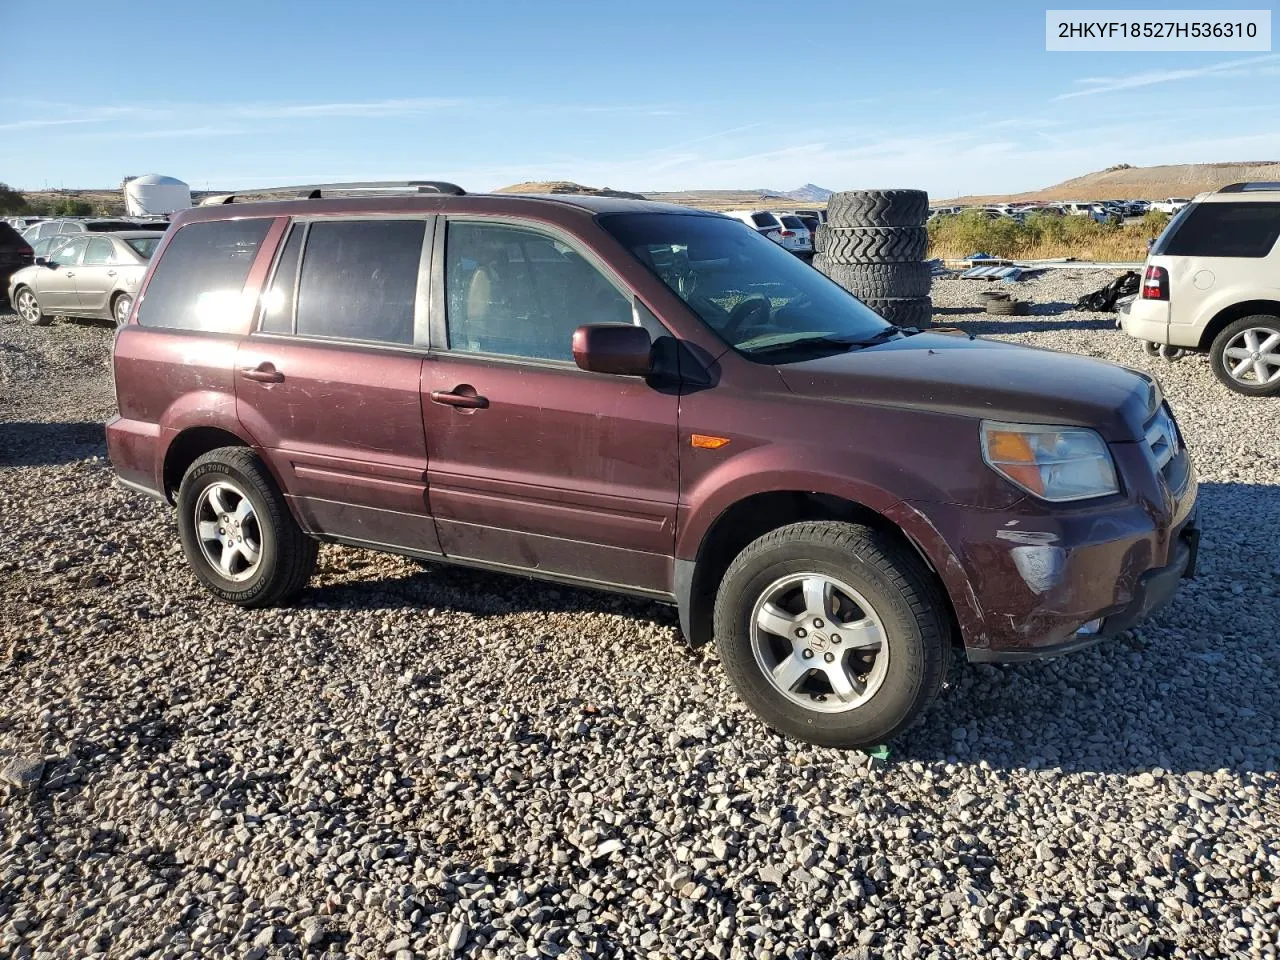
[966,516,1198,662]
[898,440,1198,662]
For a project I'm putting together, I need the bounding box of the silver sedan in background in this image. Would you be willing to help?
[8,230,164,327]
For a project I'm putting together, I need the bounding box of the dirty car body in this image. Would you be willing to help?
[105,188,1198,745]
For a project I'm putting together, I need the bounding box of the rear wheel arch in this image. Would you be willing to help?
[162,427,254,501]
[1197,299,1280,351]
[677,490,958,649]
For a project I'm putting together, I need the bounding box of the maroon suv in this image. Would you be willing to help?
[106,182,1199,748]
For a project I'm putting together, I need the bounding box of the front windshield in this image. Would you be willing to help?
[600,212,889,359]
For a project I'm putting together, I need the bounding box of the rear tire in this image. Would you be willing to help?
[112,292,133,327]
[1209,315,1280,397]
[14,287,48,326]
[176,447,317,607]
[713,521,950,748]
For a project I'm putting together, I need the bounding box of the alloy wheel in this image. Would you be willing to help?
[114,295,133,326]
[194,481,263,582]
[749,572,889,714]
[16,290,40,324]
[1222,327,1280,386]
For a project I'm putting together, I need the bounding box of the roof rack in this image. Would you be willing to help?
[1217,181,1280,193]
[201,180,466,205]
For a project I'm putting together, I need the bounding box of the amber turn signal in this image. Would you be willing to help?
[691,434,731,449]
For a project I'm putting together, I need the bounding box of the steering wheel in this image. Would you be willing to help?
[724,296,772,338]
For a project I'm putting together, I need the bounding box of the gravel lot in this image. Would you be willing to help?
[2,272,1278,960]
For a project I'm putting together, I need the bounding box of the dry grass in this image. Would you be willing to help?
[927,210,1168,262]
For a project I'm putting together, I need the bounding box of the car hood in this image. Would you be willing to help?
[775,331,1157,441]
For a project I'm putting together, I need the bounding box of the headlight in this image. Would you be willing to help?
[981,421,1119,502]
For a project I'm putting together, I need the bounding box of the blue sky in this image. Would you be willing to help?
[2,0,1278,197]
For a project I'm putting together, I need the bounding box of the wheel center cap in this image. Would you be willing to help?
[1253,352,1261,360]
[809,632,831,653]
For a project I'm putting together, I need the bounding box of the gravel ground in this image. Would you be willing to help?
[2,275,1278,960]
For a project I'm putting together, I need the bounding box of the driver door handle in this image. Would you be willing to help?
[430,388,488,409]
[240,363,284,384]
[106,270,117,277]
[65,271,75,277]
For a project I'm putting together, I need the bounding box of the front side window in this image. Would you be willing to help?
[601,212,890,361]
[51,237,88,266]
[137,218,272,331]
[445,221,632,361]
[294,219,423,345]
[83,237,114,265]
[1158,201,1280,258]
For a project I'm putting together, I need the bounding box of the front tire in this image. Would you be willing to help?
[176,447,317,607]
[713,521,950,748]
[1210,315,1280,396]
[15,288,48,326]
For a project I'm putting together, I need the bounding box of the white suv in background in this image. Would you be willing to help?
[722,210,810,255]
[1123,182,1280,396]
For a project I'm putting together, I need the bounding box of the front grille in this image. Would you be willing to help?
[1144,404,1180,476]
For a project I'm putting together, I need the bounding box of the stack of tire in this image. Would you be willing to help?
[814,189,932,328]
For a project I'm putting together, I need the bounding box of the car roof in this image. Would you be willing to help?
[107,230,167,239]
[173,192,718,228]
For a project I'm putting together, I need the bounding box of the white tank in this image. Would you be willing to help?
[124,175,192,216]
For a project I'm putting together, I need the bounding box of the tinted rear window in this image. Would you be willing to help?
[137,219,272,331]
[1158,202,1280,258]
[751,213,780,228]
[780,216,804,229]
[0,223,26,248]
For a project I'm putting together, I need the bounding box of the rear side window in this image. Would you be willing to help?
[751,213,780,228]
[295,219,423,345]
[84,237,114,265]
[137,218,272,331]
[1159,202,1280,258]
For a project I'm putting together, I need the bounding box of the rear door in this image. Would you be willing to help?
[75,236,119,313]
[421,217,679,594]
[235,217,440,554]
[38,236,87,310]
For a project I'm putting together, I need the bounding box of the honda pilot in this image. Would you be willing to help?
[107,182,1199,748]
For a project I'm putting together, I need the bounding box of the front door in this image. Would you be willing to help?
[38,236,87,311]
[235,218,440,554]
[423,218,679,595]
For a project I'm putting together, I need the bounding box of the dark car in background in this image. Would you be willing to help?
[0,222,35,304]
[105,182,1198,748]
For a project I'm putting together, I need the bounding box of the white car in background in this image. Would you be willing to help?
[1152,198,1192,214]
[1122,182,1280,396]
[722,210,810,255]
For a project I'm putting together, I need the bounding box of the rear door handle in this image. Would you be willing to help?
[65,271,75,277]
[430,388,488,409]
[106,270,117,277]
[240,363,284,384]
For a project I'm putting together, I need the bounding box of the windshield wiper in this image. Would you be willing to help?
[847,324,921,346]
[743,334,866,356]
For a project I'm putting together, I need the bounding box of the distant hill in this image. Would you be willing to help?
[493,180,646,199]
[945,162,1280,205]
[782,183,833,202]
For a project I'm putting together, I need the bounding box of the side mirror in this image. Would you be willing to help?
[35,257,49,267]
[572,323,653,377]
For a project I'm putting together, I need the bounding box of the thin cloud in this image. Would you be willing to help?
[231,97,468,119]
[1057,53,1280,99]
[0,117,107,131]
